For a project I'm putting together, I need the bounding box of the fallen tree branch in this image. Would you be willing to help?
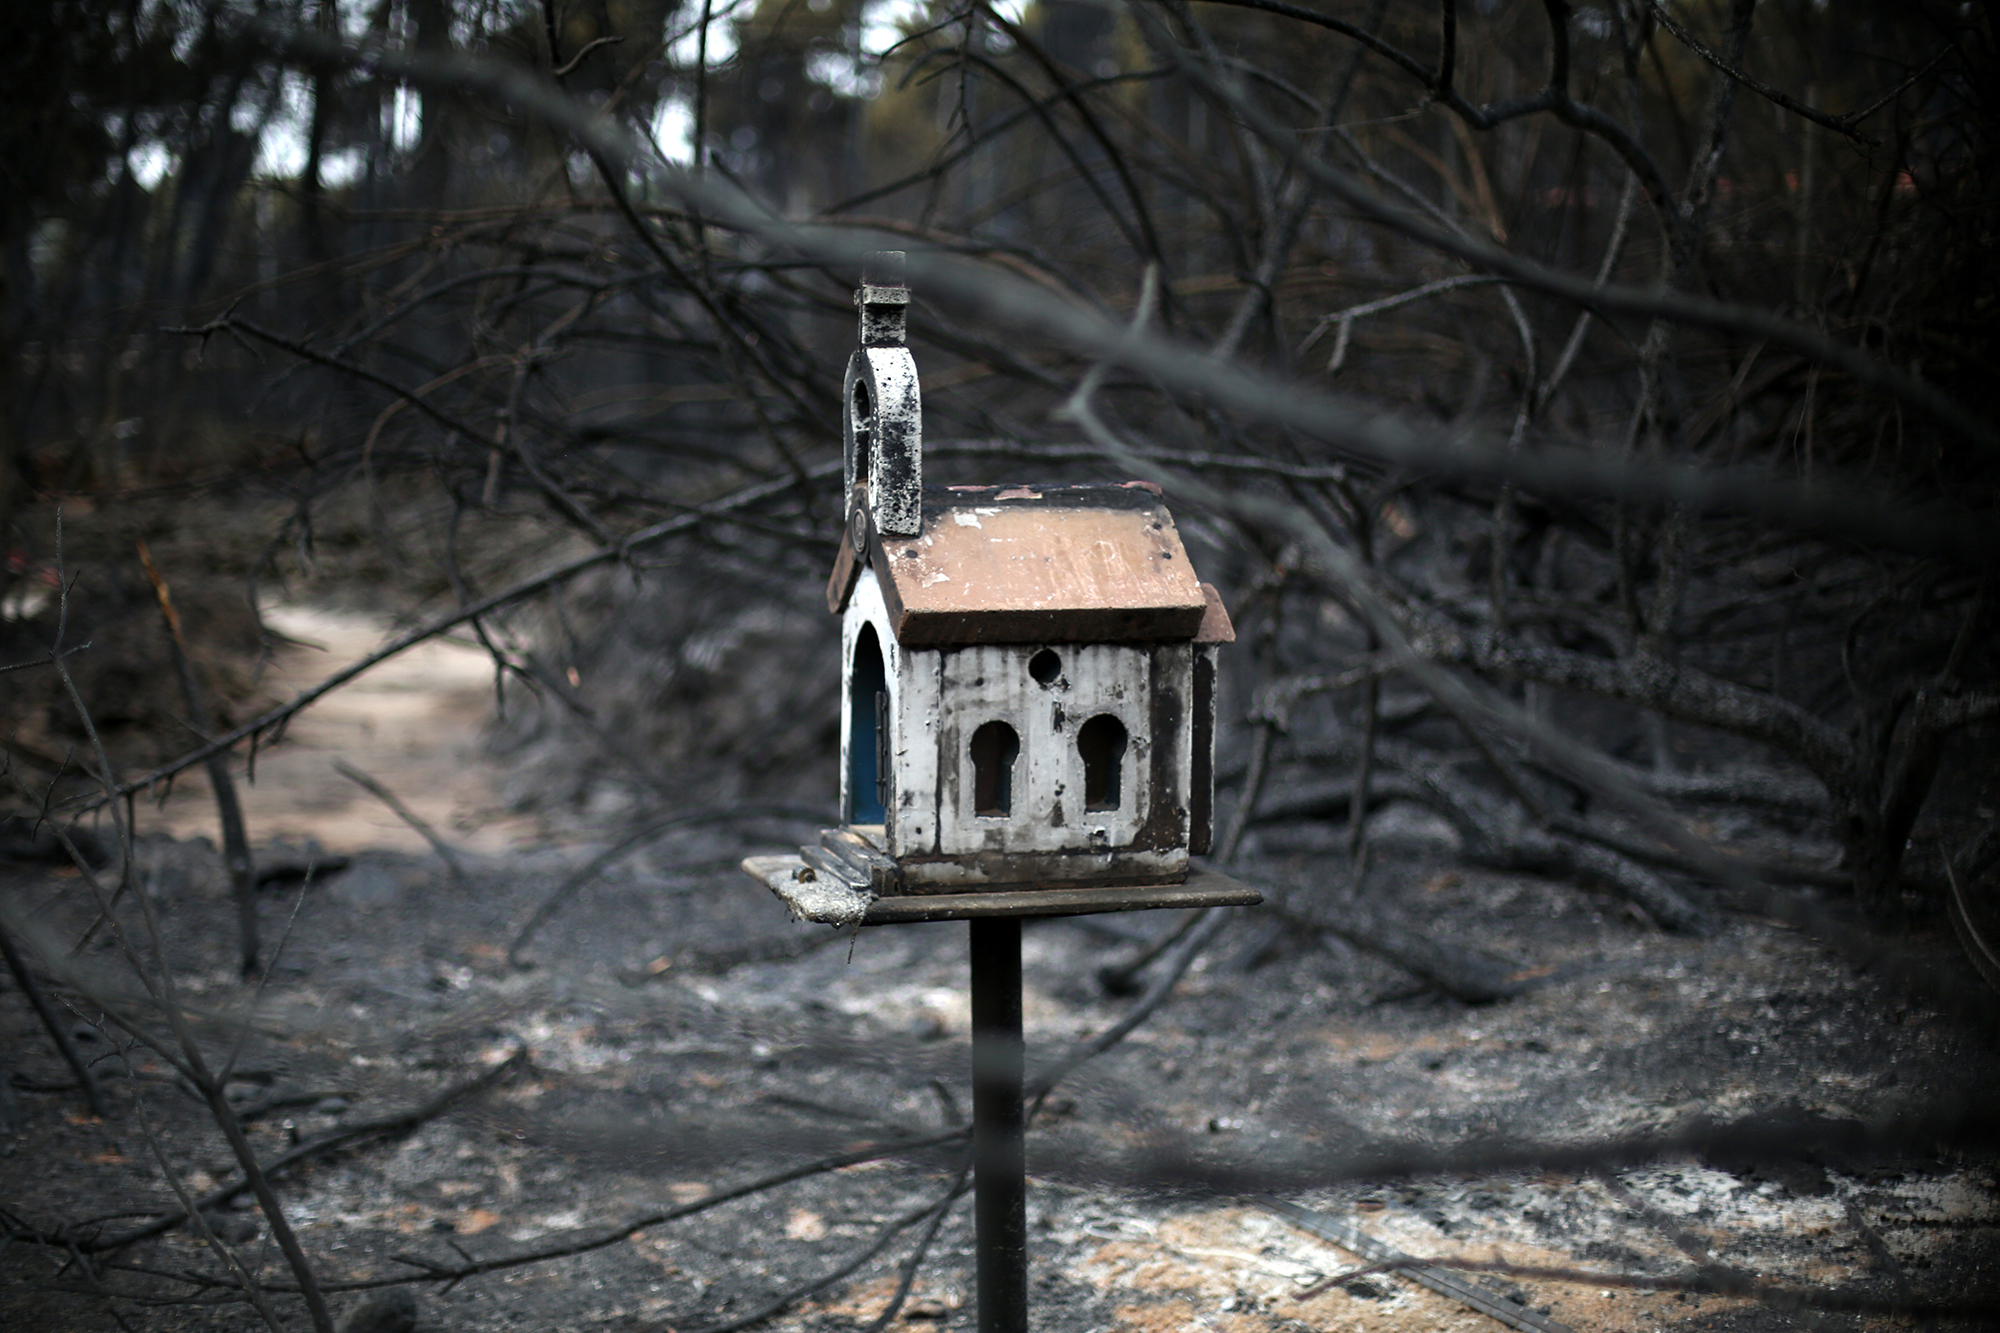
[1370,735,1714,934]
[1267,1198,1573,1332]
[1307,898,1532,1004]
[0,918,109,1118]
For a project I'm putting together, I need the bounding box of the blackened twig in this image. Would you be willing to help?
[860,1158,974,1333]
[551,33,623,78]
[1645,1,1879,145]
[79,1047,528,1253]
[1031,906,1234,1108]
[508,804,824,964]
[145,1124,974,1293]
[125,1047,289,1333]
[92,469,832,810]
[137,541,259,978]
[679,1166,971,1333]
[331,761,470,888]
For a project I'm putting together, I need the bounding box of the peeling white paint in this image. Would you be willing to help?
[855,346,923,538]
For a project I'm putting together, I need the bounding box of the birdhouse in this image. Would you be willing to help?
[748,253,1256,925]
[830,477,1236,889]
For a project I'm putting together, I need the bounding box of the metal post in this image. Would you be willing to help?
[969,916,1027,1333]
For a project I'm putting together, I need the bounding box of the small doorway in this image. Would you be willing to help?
[848,625,888,823]
[1077,713,1127,811]
[969,721,1020,817]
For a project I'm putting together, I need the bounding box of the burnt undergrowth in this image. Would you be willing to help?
[4,0,2000,1328]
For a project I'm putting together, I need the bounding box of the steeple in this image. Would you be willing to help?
[843,250,923,539]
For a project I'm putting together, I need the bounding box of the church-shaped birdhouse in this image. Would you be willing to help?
[818,253,1235,898]
[741,257,1256,1333]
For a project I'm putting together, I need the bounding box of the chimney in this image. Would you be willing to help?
[844,251,922,539]
[857,250,908,346]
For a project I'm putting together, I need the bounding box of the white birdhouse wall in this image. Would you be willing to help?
[933,642,1157,854]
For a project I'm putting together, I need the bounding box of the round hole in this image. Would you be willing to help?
[1028,649,1061,685]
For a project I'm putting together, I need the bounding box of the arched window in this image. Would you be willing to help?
[848,625,888,823]
[1077,714,1127,812]
[969,721,1020,817]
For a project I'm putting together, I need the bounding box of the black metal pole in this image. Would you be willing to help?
[969,916,1026,1333]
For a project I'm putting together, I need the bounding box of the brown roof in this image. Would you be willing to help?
[1194,581,1236,645]
[832,484,1217,647]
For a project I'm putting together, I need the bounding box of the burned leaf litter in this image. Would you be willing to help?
[3,812,1996,1331]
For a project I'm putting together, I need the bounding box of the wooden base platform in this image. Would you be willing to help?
[742,856,1262,927]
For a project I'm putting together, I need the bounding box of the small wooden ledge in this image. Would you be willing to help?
[741,857,1261,926]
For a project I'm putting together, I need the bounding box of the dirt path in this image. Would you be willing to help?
[145,603,545,857]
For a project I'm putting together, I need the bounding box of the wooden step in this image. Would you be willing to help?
[798,844,871,893]
[819,827,902,894]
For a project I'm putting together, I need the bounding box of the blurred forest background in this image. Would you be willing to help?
[3,0,1995,920]
[2,0,1999,1327]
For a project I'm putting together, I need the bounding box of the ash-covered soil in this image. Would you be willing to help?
[3,816,1995,1333]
